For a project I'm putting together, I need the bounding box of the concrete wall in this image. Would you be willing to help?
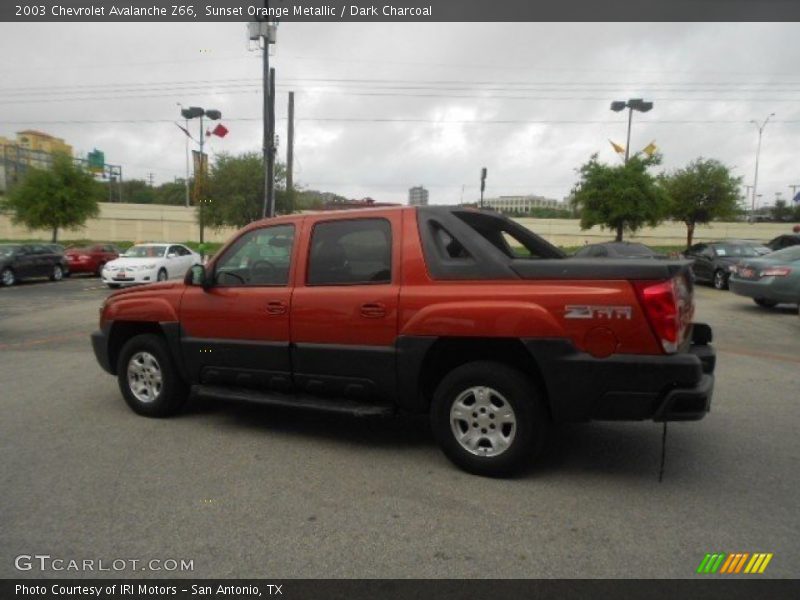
[0,202,238,244]
[0,202,794,246]
[515,218,791,247]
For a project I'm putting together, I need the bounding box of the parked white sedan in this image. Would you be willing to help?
[101,243,201,288]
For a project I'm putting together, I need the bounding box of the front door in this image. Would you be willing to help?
[290,214,401,402]
[179,223,298,391]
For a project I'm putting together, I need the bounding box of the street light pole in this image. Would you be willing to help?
[750,113,775,219]
[198,113,204,245]
[624,105,634,163]
[610,98,653,241]
[262,5,271,218]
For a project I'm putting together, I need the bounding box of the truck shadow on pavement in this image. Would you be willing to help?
[185,395,702,481]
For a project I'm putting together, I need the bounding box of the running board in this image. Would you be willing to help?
[193,385,396,417]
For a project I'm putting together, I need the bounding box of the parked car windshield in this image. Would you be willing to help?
[766,246,800,262]
[0,244,22,258]
[614,243,656,257]
[714,244,766,257]
[123,245,167,258]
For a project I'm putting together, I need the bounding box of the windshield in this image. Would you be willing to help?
[0,245,21,258]
[766,246,800,262]
[122,245,167,258]
[616,244,655,257]
[714,244,765,258]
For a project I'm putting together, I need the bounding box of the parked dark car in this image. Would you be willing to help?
[43,243,69,276]
[766,234,800,251]
[0,244,68,286]
[573,241,661,259]
[729,246,800,308]
[65,244,120,276]
[683,240,771,290]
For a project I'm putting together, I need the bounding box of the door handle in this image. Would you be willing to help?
[360,302,386,318]
[266,300,288,315]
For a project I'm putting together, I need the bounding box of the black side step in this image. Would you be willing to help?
[193,385,396,417]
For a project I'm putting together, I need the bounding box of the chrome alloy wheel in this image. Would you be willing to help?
[1,269,14,286]
[127,351,163,404]
[450,386,517,457]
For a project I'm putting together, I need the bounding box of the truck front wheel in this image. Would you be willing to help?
[431,361,548,477]
[117,333,188,417]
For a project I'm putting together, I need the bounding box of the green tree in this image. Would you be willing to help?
[660,158,741,248]
[2,153,101,242]
[203,152,288,229]
[119,179,156,204]
[570,154,667,241]
[154,181,189,206]
[771,199,790,222]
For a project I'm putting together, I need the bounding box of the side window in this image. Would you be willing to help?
[308,219,392,285]
[176,245,191,256]
[432,222,471,259]
[214,224,295,286]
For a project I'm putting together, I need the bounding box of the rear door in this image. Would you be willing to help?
[13,246,38,278]
[290,213,401,402]
[179,223,298,390]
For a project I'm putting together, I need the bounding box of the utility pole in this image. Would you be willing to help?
[147,172,154,187]
[266,67,276,217]
[184,116,190,207]
[198,113,205,245]
[750,113,775,219]
[286,91,295,213]
[480,167,487,208]
[261,8,271,218]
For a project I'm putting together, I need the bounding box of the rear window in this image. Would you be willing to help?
[308,219,392,285]
[767,246,800,262]
[452,211,562,259]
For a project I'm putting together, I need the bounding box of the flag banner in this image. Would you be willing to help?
[208,123,229,138]
[609,140,625,154]
[793,191,800,205]
[191,150,207,176]
[642,141,658,157]
[175,122,194,141]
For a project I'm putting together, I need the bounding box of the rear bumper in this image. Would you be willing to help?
[730,278,798,304]
[524,323,716,423]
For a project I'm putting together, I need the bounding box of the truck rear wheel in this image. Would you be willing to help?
[431,361,547,477]
[117,333,188,417]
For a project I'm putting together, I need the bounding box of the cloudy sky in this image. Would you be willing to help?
[0,22,798,207]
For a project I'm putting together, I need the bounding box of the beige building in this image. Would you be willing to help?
[484,195,561,214]
[1,130,74,193]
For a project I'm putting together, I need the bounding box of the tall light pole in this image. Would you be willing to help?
[610,98,654,163]
[750,113,775,219]
[248,8,277,218]
[181,106,221,247]
[609,98,653,241]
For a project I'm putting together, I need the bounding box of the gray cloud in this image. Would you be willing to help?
[0,22,797,206]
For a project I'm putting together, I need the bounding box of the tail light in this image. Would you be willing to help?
[760,267,791,277]
[633,276,693,354]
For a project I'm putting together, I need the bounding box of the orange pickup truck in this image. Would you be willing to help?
[92,206,715,476]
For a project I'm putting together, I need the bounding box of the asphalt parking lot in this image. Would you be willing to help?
[0,275,798,579]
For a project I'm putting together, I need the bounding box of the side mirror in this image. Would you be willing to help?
[186,264,212,290]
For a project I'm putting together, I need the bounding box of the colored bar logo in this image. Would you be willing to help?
[697,552,773,574]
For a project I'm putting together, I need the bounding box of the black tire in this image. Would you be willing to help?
[116,333,188,418]
[430,361,548,477]
[754,297,778,308]
[49,264,64,281]
[95,263,105,277]
[713,269,728,290]
[157,268,167,282]
[1,267,15,287]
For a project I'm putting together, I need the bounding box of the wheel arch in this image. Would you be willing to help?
[398,336,551,420]
[107,321,185,379]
